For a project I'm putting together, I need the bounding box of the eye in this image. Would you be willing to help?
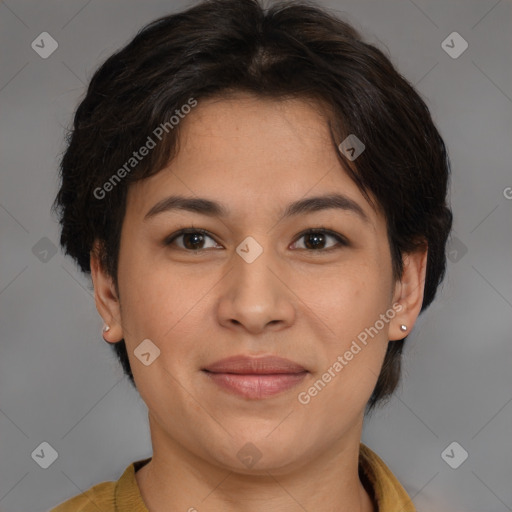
[163,227,348,252]
[291,228,348,251]
[164,228,221,251]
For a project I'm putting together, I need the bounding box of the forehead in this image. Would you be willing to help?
[179,93,336,168]
[125,94,382,229]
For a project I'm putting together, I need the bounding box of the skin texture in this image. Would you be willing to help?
[91,93,427,512]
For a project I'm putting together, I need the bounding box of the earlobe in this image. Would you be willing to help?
[90,240,124,343]
[389,245,428,341]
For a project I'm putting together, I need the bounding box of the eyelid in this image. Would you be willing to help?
[163,227,349,251]
[163,228,217,248]
[291,228,349,250]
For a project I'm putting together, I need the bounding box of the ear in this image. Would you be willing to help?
[90,240,124,343]
[389,243,428,341]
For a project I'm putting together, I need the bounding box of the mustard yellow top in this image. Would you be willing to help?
[49,443,416,511]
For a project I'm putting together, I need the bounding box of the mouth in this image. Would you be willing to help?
[202,355,309,400]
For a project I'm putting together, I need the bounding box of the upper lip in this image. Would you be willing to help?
[202,355,307,374]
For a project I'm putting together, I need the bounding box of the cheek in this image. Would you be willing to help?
[118,262,207,398]
[291,259,391,339]
[293,260,393,413]
[295,267,392,421]
[118,252,218,353]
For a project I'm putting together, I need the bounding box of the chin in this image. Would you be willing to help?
[205,431,312,475]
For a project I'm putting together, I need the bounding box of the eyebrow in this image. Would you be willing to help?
[144,193,370,224]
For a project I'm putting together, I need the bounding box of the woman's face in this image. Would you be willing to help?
[96,93,421,474]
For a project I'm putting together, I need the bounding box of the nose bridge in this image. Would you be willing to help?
[217,233,295,332]
[232,234,277,301]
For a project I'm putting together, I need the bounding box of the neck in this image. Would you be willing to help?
[135,413,376,512]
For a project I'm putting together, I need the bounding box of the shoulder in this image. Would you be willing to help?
[48,457,151,512]
[48,481,116,512]
[359,443,416,512]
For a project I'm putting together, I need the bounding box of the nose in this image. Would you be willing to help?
[216,242,296,334]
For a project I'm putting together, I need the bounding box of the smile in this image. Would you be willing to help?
[202,371,308,400]
[202,355,309,400]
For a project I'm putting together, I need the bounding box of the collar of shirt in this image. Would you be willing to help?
[113,443,416,512]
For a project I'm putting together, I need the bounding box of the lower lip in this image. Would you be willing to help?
[203,371,308,400]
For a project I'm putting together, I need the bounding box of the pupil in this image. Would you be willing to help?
[306,233,324,249]
[185,233,203,249]
[182,232,327,250]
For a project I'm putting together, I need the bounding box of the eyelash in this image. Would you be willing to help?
[163,227,349,252]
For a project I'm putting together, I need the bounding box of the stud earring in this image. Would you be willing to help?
[400,324,407,332]
[102,324,111,333]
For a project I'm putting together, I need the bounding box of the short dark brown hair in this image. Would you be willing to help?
[52,0,453,412]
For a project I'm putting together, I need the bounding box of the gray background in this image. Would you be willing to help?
[1,0,511,511]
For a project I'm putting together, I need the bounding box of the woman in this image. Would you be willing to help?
[50,0,452,510]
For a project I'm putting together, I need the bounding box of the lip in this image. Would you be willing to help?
[203,355,307,374]
[202,355,308,400]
